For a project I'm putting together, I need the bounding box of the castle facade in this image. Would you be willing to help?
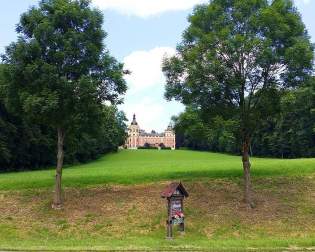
[125,114,176,150]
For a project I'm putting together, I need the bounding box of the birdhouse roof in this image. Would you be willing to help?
[161,182,189,198]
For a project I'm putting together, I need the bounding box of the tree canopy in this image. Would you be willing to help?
[163,0,314,206]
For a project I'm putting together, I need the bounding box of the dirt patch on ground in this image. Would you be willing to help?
[1,177,315,241]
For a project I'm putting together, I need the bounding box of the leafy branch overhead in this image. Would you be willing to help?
[163,0,313,127]
[2,1,127,127]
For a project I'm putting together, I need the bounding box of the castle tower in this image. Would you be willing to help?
[127,114,140,149]
[164,123,176,150]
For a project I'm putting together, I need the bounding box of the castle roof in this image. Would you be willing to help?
[140,131,165,137]
[166,124,173,131]
[131,114,138,126]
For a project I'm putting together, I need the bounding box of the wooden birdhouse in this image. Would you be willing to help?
[161,182,189,239]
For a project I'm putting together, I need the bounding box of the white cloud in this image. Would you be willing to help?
[121,95,184,132]
[120,47,184,132]
[93,0,312,18]
[92,0,207,18]
[295,0,311,5]
[123,47,175,93]
[122,96,164,131]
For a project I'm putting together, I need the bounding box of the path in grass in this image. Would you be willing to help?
[0,150,314,190]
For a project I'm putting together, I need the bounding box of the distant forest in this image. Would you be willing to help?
[173,77,315,158]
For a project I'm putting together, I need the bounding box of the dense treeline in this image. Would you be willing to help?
[0,64,127,172]
[173,77,315,158]
[252,78,315,158]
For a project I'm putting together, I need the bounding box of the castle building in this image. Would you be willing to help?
[125,114,176,150]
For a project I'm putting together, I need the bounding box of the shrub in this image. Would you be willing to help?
[161,147,172,150]
[138,146,158,150]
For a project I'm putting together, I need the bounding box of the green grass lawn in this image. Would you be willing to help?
[1,150,315,251]
[0,149,314,190]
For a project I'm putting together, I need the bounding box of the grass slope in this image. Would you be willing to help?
[0,150,314,190]
[1,150,315,251]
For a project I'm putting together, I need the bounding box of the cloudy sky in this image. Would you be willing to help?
[0,0,314,132]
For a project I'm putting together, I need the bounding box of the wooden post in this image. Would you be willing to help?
[179,198,185,232]
[166,198,173,239]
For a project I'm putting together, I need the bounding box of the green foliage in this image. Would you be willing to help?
[0,0,127,171]
[0,65,56,170]
[65,106,127,163]
[162,0,313,144]
[173,79,315,158]
[138,145,159,150]
[252,77,315,158]
[160,147,172,150]
[2,0,126,127]
[0,101,127,171]
[173,107,239,153]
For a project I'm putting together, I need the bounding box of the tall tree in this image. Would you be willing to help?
[162,0,313,206]
[2,0,127,209]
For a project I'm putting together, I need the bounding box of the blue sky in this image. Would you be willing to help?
[1,0,314,132]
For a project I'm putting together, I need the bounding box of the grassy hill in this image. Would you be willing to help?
[0,150,314,190]
[1,150,315,251]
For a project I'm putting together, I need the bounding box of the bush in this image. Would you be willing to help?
[161,147,172,150]
[138,146,158,150]
[159,143,166,148]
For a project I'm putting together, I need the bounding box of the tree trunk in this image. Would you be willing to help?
[242,136,254,207]
[52,127,65,210]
